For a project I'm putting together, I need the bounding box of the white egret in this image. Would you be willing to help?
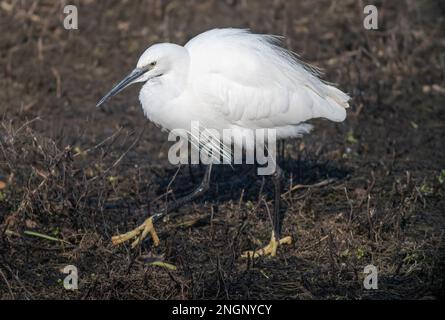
[97,28,350,258]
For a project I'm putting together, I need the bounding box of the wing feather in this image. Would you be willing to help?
[185,29,349,129]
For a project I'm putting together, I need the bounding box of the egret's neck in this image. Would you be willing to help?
[162,65,189,97]
[139,45,190,126]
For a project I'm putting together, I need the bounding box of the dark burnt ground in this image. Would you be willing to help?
[0,0,444,299]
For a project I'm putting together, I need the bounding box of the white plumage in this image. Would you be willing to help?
[98,28,350,154]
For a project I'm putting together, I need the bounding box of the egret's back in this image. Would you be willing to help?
[185,28,349,138]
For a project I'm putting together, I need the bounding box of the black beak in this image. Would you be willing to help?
[96,67,147,107]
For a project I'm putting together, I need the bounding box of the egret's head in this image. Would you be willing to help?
[96,43,186,107]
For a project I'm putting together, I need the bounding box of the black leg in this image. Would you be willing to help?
[188,163,196,184]
[152,163,212,222]
[240,162,292,258]
[112,164,213,248]
[271,163,283,240]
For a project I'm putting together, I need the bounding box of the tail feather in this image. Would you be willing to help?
[326,85,350,108]
[308,85,350,122]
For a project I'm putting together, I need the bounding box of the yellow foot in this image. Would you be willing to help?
[111,216,160,248]
[241,231,292,259]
